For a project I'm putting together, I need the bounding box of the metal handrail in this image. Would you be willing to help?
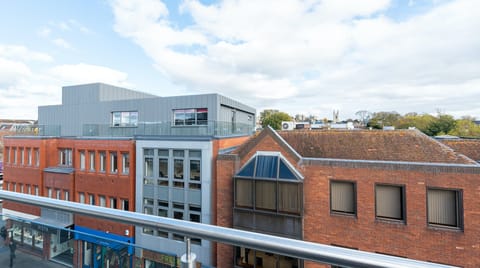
[0,190,458,268]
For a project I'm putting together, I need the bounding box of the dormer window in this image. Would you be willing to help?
[234,152,303,215]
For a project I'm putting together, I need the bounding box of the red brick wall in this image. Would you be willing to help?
[215,155,237,268]
[302,165,480,267]
[215,131,480,268]
[3,138,48,215]
[3,137,137,239]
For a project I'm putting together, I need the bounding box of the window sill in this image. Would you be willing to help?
[427,224,463,232]
[330,211,357,218]
[375,218,406,225]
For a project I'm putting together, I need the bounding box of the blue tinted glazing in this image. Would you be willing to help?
[255,155,278,178]
[237,159,255,177]
[279,160,297,180]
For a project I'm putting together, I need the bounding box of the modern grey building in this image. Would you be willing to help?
[37,83,256,267]
[39,83,255,138]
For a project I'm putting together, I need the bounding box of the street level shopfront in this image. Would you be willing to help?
[4,208,74,266]
[74,226,134,268]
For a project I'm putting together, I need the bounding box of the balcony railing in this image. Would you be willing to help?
[82,121,254,137]
[0,190,459,268]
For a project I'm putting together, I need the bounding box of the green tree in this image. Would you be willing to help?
[367,111,401,129]
[260,110,292,130]
[448,119,480,137]
[395,113,436,133]
[424,114,456,136]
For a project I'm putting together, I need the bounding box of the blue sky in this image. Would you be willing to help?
[1,0,479,120]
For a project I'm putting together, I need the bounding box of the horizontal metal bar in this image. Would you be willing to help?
[0,190,457,268]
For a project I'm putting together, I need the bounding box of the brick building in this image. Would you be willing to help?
[2,83,256,267]
[216,127,480,268]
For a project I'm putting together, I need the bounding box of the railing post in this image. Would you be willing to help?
[181,237,196,268]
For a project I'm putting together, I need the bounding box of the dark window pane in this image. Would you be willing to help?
[255,181,276,211]
[376,185,403,220]
[190,160,201,181]
[279,160,297,180]
[428,189,460,227]
[159,159,168,178]
[237,159,255,177]
[279,182,301,214]
[174,159,184,179]
[331,181,355,214]
[236,179,253,208]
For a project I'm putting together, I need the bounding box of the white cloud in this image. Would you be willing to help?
[0,47,131,119]
[49,63,131,87]
[52,38,72,49]
[37,27,51,37]
[0,45,53,62]
[108,0,480,119]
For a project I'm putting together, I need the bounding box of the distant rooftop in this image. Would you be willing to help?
[233,128,478,165]
[277,129,476,164]
[439,138,480,163]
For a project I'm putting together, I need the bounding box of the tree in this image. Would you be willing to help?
[424,114,456,136]
[367,111,401,129]
[448,119,480,137]
[355,110,371,127]
[395,113,436,133]
[260,110,292,130]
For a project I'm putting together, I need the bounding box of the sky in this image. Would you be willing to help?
[0,0,479,121]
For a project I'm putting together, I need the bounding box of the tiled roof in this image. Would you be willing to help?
[277,129,477,164]
[440,139,480,162]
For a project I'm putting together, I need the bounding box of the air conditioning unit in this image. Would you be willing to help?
[281,121,295,131]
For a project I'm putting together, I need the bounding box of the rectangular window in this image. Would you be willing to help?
[89,151,95,171]
[79,193,85,204]
[64,190,69,201]
[20,148,24,164]
[235,179,253,208]
[89,194,95,205]
[99,196,106,207]
[56,189,61,199]
[145,157,153,177]
[99,151,106,172]
[376,184,405,221]
[5,147,10,163]
[20,184,24,193]
[112,111,138,127]
[110,197,117,209]
[110,152,118,173]
[80,151,86,170]
[330,181,356,215]
[34,148,39,167]
[173,159,184,187]
[35,186,39,196]
[427,188,462,228]
[13,147,17,164]
[121,199,129,211]
[122,153,130,174]
[59,148,73,166]
[255,181,276,211]
[27,148,32,165]
[173,108,208,126]
[27,185,31,194]
[47,187,52,198]
[278,182,301,214]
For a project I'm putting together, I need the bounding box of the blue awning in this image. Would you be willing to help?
[74,226,134,254]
